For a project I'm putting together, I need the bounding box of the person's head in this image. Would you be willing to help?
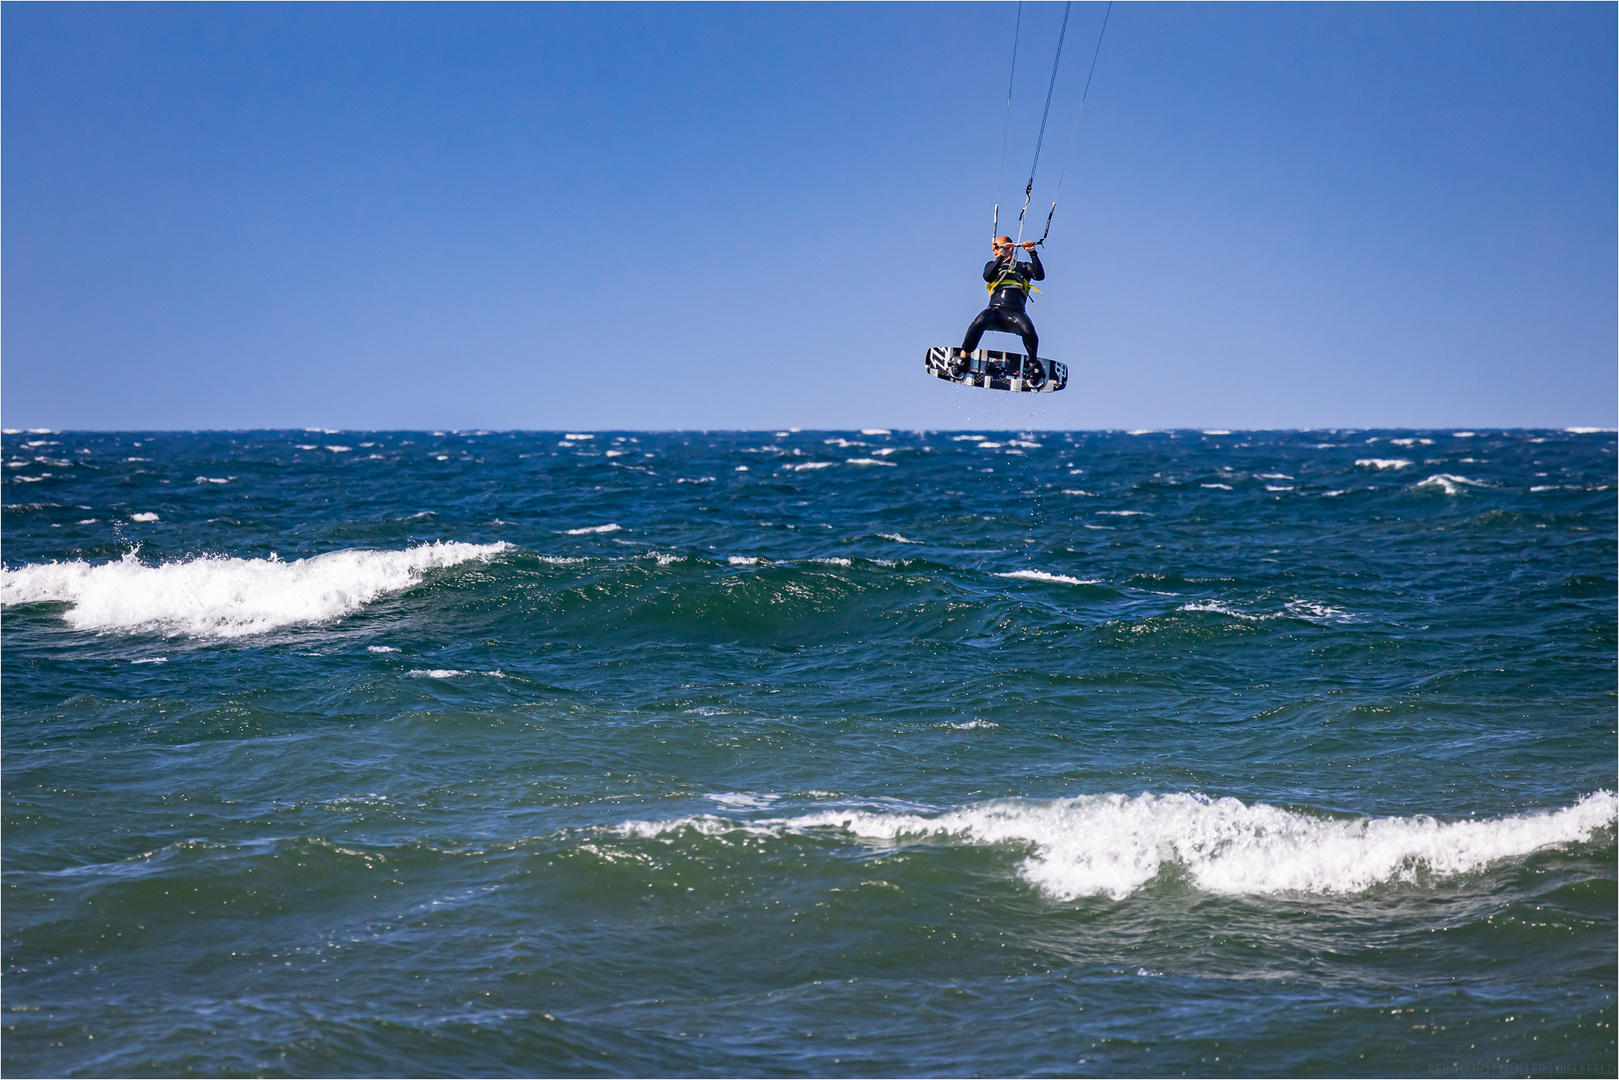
[993,236,1015,257]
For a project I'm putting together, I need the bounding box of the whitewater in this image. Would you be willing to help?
[3,428,1614,1078]
[619,791,1618,900]
[1,540,508,637]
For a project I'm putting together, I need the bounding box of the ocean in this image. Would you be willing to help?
[2,427,1614,1078]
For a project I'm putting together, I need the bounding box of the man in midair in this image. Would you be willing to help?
[959,236,1044,375]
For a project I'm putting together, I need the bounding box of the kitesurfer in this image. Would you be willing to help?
[960,237,1043,368]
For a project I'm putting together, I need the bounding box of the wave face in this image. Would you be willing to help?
[1,541,507,637]
[3,428,1614,1079]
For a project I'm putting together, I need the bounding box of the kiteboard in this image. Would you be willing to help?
[924,346,1067,393]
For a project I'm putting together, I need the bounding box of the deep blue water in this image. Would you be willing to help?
[3,428,1615,1078]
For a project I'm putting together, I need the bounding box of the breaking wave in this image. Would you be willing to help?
[1412,473,1487,496]
[1,541,509,638]
[617,790,1617,901]
[996,570,1099,586]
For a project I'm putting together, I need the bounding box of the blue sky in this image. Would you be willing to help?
[4,2,1613,431]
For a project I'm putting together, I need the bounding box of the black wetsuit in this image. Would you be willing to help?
[960,250,1044,362]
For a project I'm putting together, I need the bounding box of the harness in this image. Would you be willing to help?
[987,260,1042,298]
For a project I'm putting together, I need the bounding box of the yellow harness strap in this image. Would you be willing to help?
[987,272,1041,295]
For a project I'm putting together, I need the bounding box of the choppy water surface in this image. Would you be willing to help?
[3,428,1614,1078]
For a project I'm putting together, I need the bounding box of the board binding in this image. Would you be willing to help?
[924,346,1067,393]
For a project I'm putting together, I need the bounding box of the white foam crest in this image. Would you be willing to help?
[877,533,921,544]
[1413,474,1487,496]
[790,791,1618,900]
[860,428,891,436]
[614,813,761,839]
[1,541,509,638]
[1181,600,1260,620]
[1356,458,1412,470]
[706,793,779,809]
[845,458,897,466]
[996,570,1098,586]
[1564,427,1612,434]
[1180,599,1355,625]
[781,461,836,471]
[565,523,620,535]
[1282,599,1357,624]
[728,555,764,566]
[407,668,505,679]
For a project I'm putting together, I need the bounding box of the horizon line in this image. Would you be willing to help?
[4,426,1616,436]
